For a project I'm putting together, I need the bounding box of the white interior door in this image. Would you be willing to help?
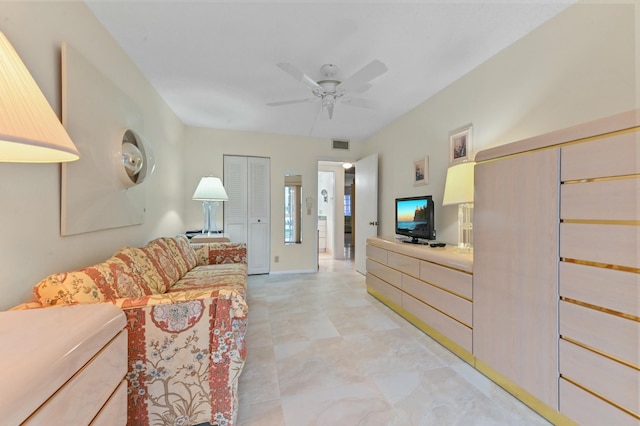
[224,156,248,244]
[247,157,270,274]
[354,153,378,274]
[224,155,270,275]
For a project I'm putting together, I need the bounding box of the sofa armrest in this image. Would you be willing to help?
[113,287,247,319]
[192,242,247,266]
[115,288,247,425]
[10,301,44,310]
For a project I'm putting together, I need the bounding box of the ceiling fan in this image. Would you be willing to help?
[267,60,388,119]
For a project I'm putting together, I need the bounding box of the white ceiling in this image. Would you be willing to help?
[85,1,575,141]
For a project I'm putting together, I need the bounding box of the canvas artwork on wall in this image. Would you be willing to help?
[61,43,148,235]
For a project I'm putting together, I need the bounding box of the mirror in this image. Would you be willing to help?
[284,174,302,244]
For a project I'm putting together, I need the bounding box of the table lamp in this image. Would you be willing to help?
[0,32,79,162]
[192,176,228,235]
[443,161,475,253]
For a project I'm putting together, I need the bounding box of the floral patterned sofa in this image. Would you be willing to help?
[14,236,248,426]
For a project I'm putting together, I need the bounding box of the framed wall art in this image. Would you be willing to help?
[449,124,473,164]
[413,157,429,186]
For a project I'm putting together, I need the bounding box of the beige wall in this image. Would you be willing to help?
[184,126,360,273]
[362,2,639,245]
[0,2,186,310]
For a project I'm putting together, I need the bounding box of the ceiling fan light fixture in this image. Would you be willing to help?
[325,102,335,119]
[318,79,340,92]
[320,63,339,78]
[269,60,387,120]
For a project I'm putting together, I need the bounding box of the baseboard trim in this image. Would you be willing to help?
[367,284,579,426]
[267,268,317,275]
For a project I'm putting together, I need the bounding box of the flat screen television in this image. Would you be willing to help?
[395,195,435,243]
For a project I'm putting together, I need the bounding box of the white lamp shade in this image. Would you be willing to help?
[443,161,475,206]
[0,32,80,162]
[192,176,228,201]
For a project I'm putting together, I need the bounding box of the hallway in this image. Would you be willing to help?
[318,231,354,265]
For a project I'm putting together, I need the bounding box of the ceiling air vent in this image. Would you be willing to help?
[332,139,350,150]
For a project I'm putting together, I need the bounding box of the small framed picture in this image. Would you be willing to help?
[449,124,473,164]
[413,157,429,186]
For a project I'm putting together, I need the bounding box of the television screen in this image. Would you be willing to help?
[395,195,434,243]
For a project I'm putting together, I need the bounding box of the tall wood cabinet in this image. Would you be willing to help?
[474,110,639,425]
[474,148,560,410]
[224,155,270,274]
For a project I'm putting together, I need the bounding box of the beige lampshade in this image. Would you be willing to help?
[192,176,228,201]
[0,32,80,162]
[443,161,475,206]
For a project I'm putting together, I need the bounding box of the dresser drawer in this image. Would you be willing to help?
[25,330,127,425]
[561,177,638,221]
[366,258,401,285]
[561,131,640,181]
[366,244,388,264]
[388,251,419,277]
[560,378,638,426]
[402,274,472,326]
[367,273,402,307]
[560,222,639,269]
[560,339,639,416]
[560,262,638,317]
[402,293,472,353]
[560,301,638,367]
[420,260,472,300]
[91,380,127,426]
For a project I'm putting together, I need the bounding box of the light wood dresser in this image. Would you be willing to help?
[0,303,127,425]
[367,110,638,426]
[366,236,473,363]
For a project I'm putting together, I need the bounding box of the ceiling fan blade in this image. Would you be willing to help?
[267,98,317,107]
[309,101,323,136]
[340,98,374,109]
[276,63,322,91]
[352,83,372,94]
[337,60,388,92]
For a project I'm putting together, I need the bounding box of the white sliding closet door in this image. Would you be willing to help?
[224,155,270,275]
[224,156,248,244]
[247,157,270,274]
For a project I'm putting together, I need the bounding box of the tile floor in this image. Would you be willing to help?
[236,256,550,425]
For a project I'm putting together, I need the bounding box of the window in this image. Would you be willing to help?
[344,194,352,217]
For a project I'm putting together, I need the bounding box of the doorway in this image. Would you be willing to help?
[224,155,270,275]
[317,161,355,263]
[344,164,355,259]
